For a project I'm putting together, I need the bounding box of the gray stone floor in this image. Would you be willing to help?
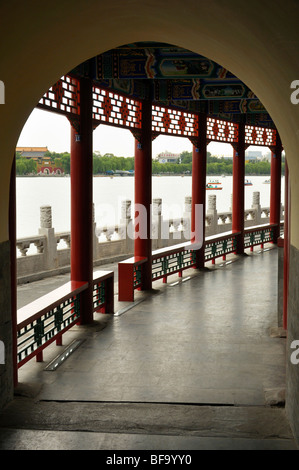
[0,246,298,450]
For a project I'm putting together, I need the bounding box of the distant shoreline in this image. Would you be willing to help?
[16,173,273,178]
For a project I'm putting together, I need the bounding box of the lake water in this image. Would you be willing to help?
[16,175,284,238]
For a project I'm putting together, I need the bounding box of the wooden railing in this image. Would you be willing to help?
[92,270,114,314]
[17,271,114,368]
[118,223,278,301]
[244,224,276,251]
[17,281,88,367]
[152,242,196,283]
[205,231,239,263]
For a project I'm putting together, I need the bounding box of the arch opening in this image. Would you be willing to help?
[0,0,298,444]
[13,42,286,416]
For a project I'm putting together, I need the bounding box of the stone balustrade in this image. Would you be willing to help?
[16,192,283,284]
[17,236,46,257]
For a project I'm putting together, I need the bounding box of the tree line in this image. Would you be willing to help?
[15,151,71,175]
[16,150,283,176]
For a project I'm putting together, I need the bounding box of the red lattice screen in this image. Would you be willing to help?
[206,117,239,143]
[151,105,198,137]
[92,86,142,130]
[38,76,80,116]
[245,125,276,147]
[37,76,277,148]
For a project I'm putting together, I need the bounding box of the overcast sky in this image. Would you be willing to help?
[17,108,267,158]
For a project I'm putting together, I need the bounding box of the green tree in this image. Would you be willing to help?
[16,157,37,175]
[180,151,192,164]
[61,154,70,174]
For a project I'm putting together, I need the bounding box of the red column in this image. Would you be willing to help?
[70,78,94,324]
[191,113,207,268]
[270,134,282,243]
[9,154,18,386]
[232,122,245,254]
[134,99,152,290]
[283,159,289,330]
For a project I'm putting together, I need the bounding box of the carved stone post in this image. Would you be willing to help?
[39,205,57,270]
[120,199,134,254]
[183,196,192,241]
[152,198,163,249]
[207,194,218,235]
[251,191,261,225]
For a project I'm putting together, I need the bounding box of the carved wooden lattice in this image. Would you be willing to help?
[245,125,276,147]
[37,75,278,148]
[151,105,198,137]
[92,86,142,129]
[206,117,239,143]
[38,76,80,116]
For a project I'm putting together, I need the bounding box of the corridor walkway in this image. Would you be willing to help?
[0,246,297,450]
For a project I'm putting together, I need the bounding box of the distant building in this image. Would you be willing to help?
[16,146,50,162]
[16,147,63,175]
[157,151,181,163]
[245,150,262,161]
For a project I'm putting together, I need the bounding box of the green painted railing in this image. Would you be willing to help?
[152,243,196,282]
[151,231,240,282]
[92,270,114,313]
[17,270,114,368]
[134,264,142,288]
[205,231,239,263]
[17,281,87,368]
[244,224,275,250]
[118,223,279,301]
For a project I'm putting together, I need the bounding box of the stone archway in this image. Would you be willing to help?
[1,0,299,441]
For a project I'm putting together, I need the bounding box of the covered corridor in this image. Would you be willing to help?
[2,0,299,451]
[0,245,296,450]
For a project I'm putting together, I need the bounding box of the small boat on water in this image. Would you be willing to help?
[206,179,223,190]
[208,179,221,185]
[206,184,222,190]
[263,179,271,184]
[244,179,253,186]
